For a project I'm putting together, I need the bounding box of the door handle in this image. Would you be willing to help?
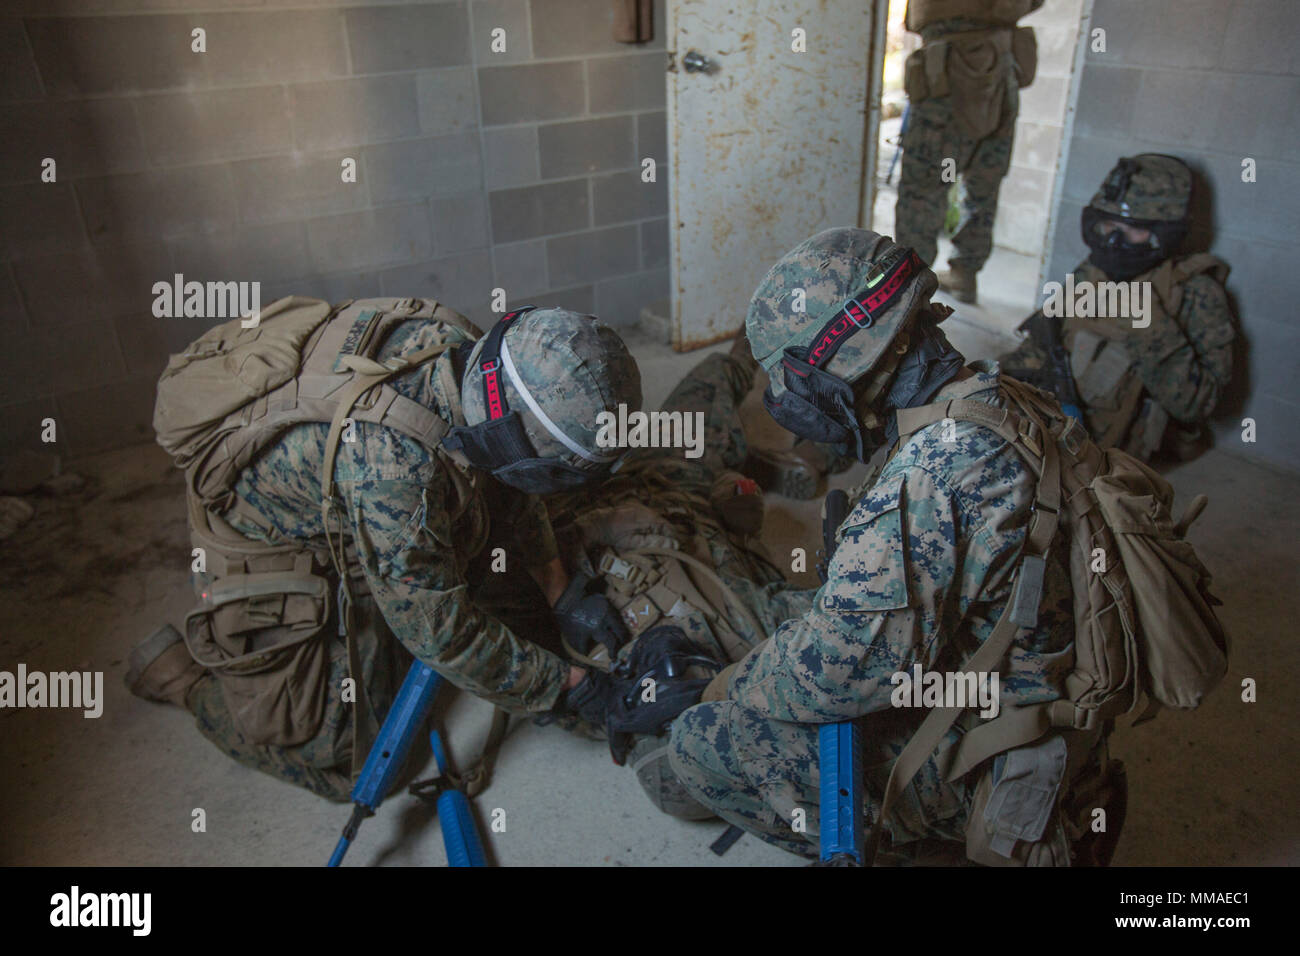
[682,50,716,74]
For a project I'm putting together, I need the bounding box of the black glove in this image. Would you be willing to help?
[553,571,629,657]
[604,626,721,765]
[557,668,615,730]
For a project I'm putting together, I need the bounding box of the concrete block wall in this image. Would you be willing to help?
[0,0,668,458]
[1045,0,1300,472]
[995,0,1086,256]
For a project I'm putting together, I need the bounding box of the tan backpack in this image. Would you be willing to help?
[866,375,1229,862]
[154,295,478,750]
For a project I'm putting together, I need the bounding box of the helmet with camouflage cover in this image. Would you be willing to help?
[452,307,642,494]
[747,228,950,459]
[1082,154,1192,278]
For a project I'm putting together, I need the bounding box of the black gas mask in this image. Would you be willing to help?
[442,307,618,495]
[761,247,927,463]
[1082,207,1185,281]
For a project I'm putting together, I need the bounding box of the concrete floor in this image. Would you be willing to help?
[2,305,1297,867]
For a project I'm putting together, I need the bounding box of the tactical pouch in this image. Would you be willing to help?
[965,734,1072,866]
[184,569,335,747]
[946,29,1013,139]
[903,47,932,102]
[1011,26,1037,88]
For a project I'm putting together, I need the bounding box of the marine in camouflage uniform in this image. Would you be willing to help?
[895,0,1043,303]
[1000,154,1235,462]
[669,228,1084,861]
[134,305,641,801]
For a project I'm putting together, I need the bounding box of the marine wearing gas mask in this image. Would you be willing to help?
[131,300,645,801]
[1001,153,1236,461]
[669,227,1095,863]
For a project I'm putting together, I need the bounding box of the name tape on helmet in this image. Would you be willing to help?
[802,247,924,370]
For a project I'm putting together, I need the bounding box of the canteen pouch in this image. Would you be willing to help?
[1012,26,1037,88]
[184,569,335,747]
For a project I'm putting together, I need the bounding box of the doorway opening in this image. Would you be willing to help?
[867,0,1091,336]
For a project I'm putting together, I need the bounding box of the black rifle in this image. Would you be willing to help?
[1024,310,1083,423]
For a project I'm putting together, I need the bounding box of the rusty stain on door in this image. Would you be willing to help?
[667,1,878,350]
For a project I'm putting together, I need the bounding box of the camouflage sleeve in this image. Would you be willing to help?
[342,473,569,713]
[1129,275,1235,423]
[726,467,972,723]
[510,492,560,569]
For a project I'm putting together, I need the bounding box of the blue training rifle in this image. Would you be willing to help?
[817,489,866,865]
[327,661,487,867]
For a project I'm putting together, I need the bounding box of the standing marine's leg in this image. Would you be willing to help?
[948,85,1017,276]
[895,96,960,268]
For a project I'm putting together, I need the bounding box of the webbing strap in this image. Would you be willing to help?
[632,546,764,650]
[939,698,1094,784]
[894,392,1061,556]
[456,707,511,798]
[863,567,1026,864]
[317,340,456,781]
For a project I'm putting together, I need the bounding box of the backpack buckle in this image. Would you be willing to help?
[599,551,644,589]
[1016,417,1042,458]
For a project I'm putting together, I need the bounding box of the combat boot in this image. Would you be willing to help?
[125,624,206,710]
[936,267,978,305]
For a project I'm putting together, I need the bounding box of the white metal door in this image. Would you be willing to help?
[666,0,884,349]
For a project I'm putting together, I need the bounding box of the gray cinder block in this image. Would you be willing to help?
[478,61,585,125]
[0,183,87,259]
[636,110,667,164]
[587,53,665,113]
[538,115,635,179]
[492,238,548,297]
[25,15,208,96]
[531,0,666,58]
[0,99,147,184]
[640,217,668,270]
[546,224,638,287]
[55,377,158,457]
[594,268,668,326]
[472,0,533,65]
[291,75,422,152]
[1222,0,1300,75]
[364,132,483,203]
[346,4,472,74]
[136,86,291,167]
[378,249,494,313]
[592,169,666,226]
[432,193,490,254]
[489,178,589,242]
[417,68,479,134]
[483,125,541,189]
[202,10,349,86]
[0,18,45,100]
[11,239,173,325]
[307,203,434,274]
[77,166,236,242]
[232,151,368,227]
[169,221,312,286]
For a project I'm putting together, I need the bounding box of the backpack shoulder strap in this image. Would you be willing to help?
[866,385,1069,863]
[864,578,1025,863]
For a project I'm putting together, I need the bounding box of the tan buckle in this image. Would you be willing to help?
[1059,417,1085,457]
[1017,417,1042,458]
[599,551,644,588]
